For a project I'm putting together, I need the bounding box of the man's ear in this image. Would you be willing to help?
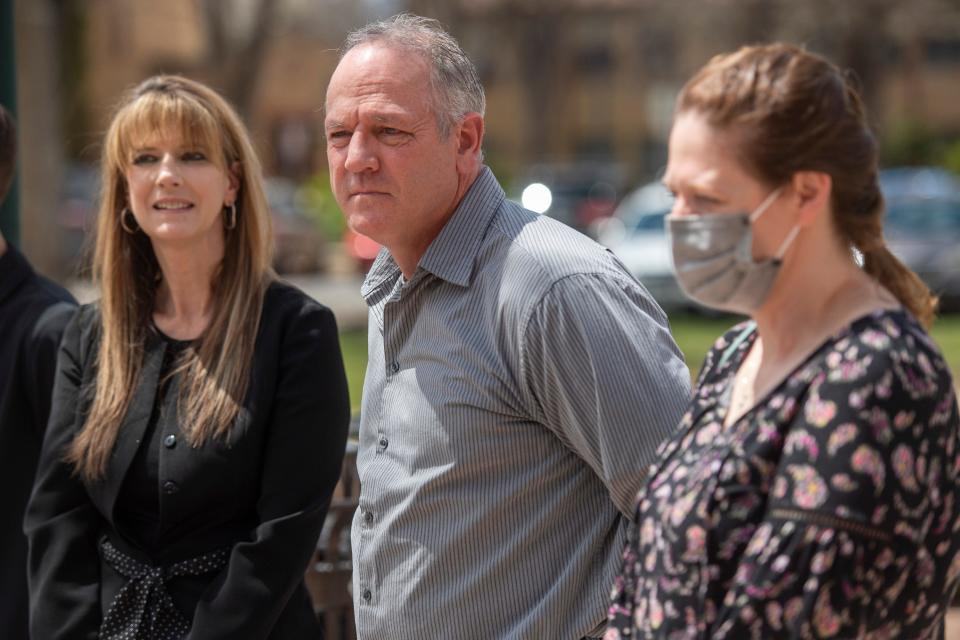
[791,170,832,227]
[454,113,484,174]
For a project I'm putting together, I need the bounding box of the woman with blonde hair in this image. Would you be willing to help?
[26,75,350,639]
[607,44,960,638]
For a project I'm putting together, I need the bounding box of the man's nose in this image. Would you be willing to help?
[156,155,183,187]
[344,132,378,173]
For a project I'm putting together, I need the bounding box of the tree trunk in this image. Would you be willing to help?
[15,0,66,279]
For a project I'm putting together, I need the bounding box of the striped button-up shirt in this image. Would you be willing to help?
[352,167,691,639]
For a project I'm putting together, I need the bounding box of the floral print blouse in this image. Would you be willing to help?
[607,309,960,639]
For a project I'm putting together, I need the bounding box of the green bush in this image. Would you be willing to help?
[299,173,346,242]
[943,140,960,176]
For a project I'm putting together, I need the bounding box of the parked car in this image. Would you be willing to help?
[879,166,960,200]
[264,178,327,273]
[514,162,628,235]
[884,194,960,310]
[595,180,697,312]
[601,168,960,314]
[876,167,960,310]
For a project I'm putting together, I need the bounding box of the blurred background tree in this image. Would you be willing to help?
[8,0,960,279]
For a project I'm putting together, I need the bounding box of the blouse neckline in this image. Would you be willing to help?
[714,306,909,431]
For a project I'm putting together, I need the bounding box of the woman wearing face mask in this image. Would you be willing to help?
[25,76,350,639]
[606,44,960,639]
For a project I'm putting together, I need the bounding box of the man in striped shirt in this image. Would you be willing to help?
[325,14,691,639]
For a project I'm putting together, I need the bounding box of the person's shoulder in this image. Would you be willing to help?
[31,300,77,344]
[5,268,76,324]
[29,271,76,307]
[807,308,957,447]
[839,309,953,393]
[262,279,337,332]
[488,199,635,289]
[66,301,100,332]
[265,279,332,313]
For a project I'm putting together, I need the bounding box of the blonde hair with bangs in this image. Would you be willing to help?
[68,75,275,481]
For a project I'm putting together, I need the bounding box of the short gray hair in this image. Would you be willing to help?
[342,13,485,138]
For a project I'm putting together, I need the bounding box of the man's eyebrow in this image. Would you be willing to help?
[325,112,410,130]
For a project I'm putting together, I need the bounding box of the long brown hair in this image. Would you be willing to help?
[68,75,275,481]
[676,43,937,326]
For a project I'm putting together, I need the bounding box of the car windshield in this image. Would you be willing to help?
[631,211,668,232]
[884,197,960,234]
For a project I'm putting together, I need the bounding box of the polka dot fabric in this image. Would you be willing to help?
[99,539,229,639]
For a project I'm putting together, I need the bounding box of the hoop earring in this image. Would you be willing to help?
[224,203,237,230]
[120,208,138,234]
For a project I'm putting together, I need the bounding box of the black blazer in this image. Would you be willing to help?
[0,245,76,640]
[25,281,351,639]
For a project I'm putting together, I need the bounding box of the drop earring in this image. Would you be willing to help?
[120,208,139,234]
[225,203,237,230]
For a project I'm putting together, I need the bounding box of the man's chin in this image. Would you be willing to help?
[347,217,386,244]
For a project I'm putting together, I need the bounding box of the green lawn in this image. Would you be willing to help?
[931,313,960,379]
[338,330,368,414]
[338,312,960,413]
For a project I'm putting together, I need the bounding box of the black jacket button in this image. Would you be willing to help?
[163,434,177,449]
[163,480,179,495]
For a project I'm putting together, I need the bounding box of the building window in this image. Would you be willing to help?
[926,38,960,65]
[637,26,675,77]
[575,45,613,74]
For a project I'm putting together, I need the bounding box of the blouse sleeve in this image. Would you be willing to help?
[24,310,104,640]
[186,302,351,639]
[607,324,742,629]
[712,332,960,638]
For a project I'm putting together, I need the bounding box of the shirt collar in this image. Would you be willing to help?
[361,166,504,299]
[417,166,503,288]
[0,243,35,306]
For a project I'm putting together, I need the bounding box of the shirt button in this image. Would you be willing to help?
[364,510,374,525]
[163,434,177,449]
[389,360,400,374]
[362,588,372,602]
[163,480,179,495]
[378,436,388,451]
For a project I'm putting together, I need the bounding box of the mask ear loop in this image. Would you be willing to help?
[748,186,783,223]
[747,186,800,262]
[773,225,801,260]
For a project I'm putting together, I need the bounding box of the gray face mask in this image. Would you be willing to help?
[665,188,799,315]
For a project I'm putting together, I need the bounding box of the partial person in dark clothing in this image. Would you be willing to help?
[607,43,960,639]
[25,76,350,640]
[0,104,77,640]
